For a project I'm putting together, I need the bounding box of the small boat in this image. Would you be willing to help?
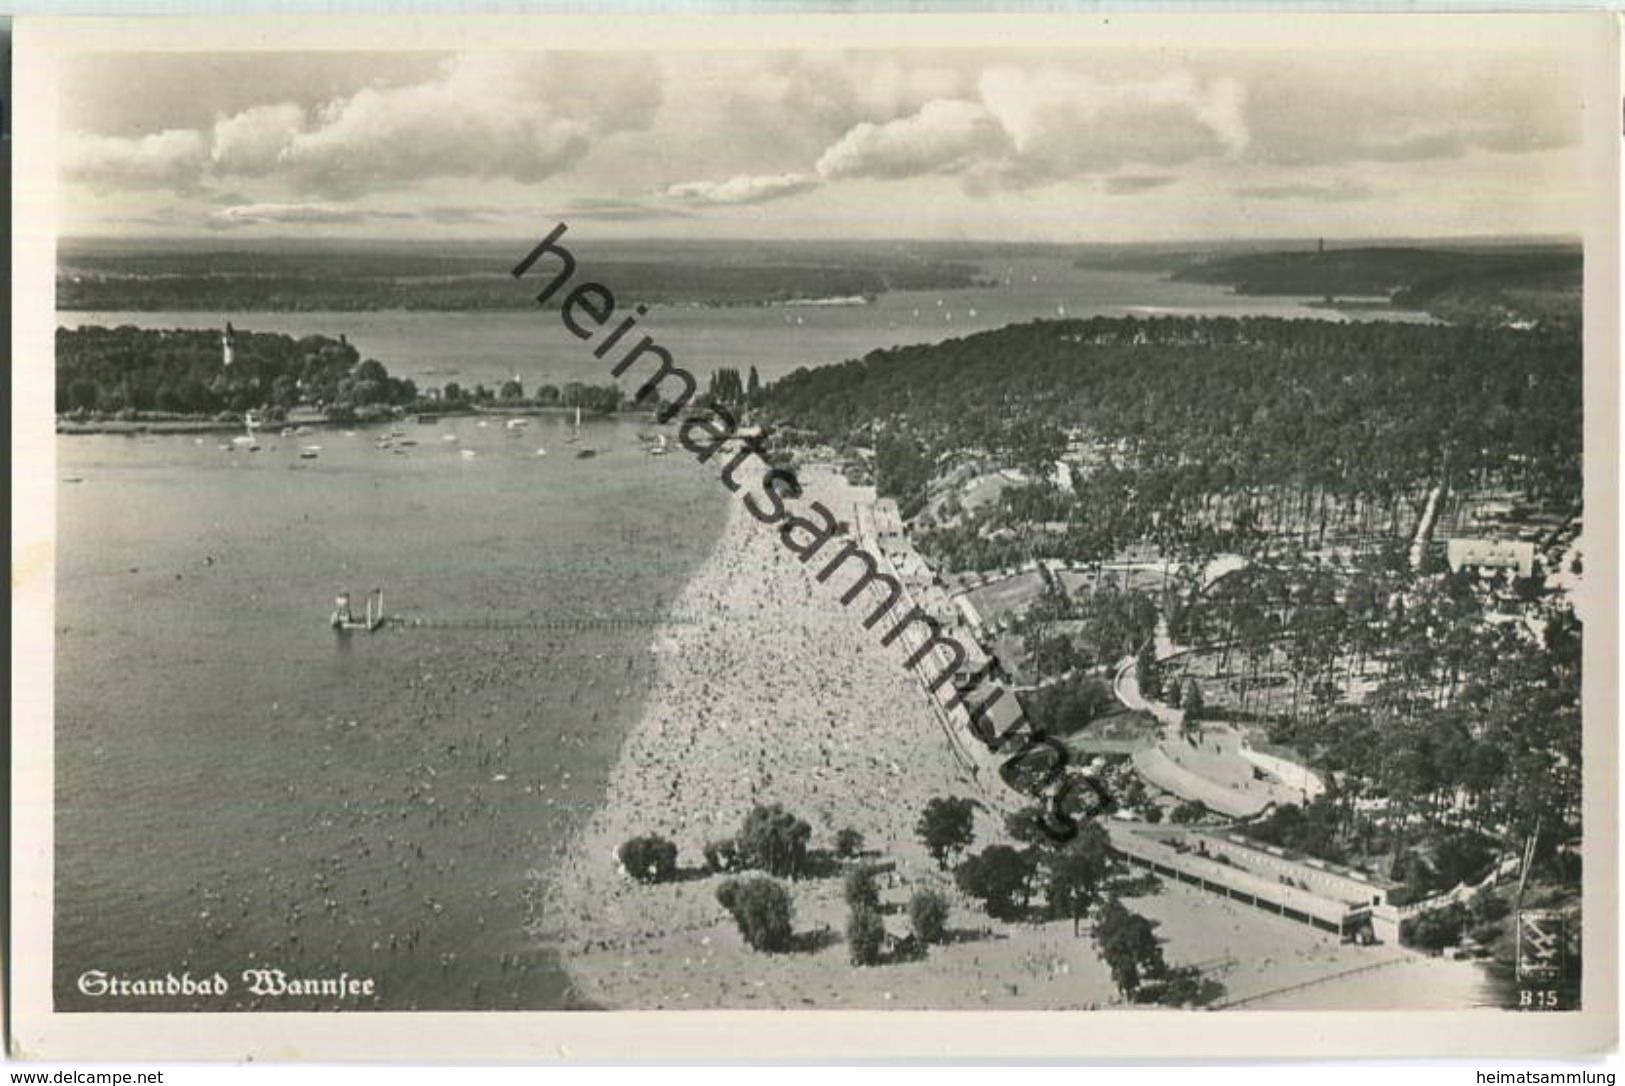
[295,426,314,436]
[443,434,458,443]
[506,418,530,430]
[63,476,84,484]
[416,414,439,424]
[477,420,490,428]
[299,451,319,460]
[331,588,385,632]
[536,448,548,457]
[281,427,296,438]
[461,449,477,459]
[574,448,598,459]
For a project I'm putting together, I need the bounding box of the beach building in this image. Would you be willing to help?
[1446,538,1536,578]
[1107,823,1402,943]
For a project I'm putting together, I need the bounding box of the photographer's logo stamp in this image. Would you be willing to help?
[1516,909,1565,982]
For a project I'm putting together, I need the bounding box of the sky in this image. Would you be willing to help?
[56,39,1590,243]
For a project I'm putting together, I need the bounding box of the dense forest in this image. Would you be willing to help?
[763,315,1581,570]
[1168,245,1580,324]
[56,324,640,420]
[55,325,417,417]
[57,244,983,311]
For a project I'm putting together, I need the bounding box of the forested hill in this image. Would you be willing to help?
[1169,246,1580,324]
[56,325,415,416]
[762,316,1581,520]
[57,243,983,311]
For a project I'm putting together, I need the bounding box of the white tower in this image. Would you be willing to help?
[221,322,235,367]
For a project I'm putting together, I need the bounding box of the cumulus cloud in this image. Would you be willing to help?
[802,67,1248,192]
[282,53,661,195]
[976,67,1247,185]
[815,99,1008,180]
[62,127,209,190]
[66,52,664,196]
[776,53,973,135]
[210,103,305,175]
[665,172,820,205]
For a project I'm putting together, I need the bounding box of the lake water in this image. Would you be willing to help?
[55,417,728,1010]
[59,258,1434,395]
[53,260,1436,1011]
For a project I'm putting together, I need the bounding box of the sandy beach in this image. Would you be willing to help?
[539,465,1491,1011]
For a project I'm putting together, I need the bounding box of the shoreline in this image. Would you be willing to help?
[536,465,992,1006]
[54,404,650,436]
[536,465,1494,1011]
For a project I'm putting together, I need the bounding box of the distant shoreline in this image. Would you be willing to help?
[55,403,652,435]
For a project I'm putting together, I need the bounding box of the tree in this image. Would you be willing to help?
[908,888,951,945]
[1169,801,1207,825]
[1046,821,1113,935]
[917,796,977,869]
[955,845,1036,919]
[1137,645,1163,701]
[715,876,794,952]
[843,865,882,911]
[1021,675,1115,738]
[269,374,300,409]
[1093,897,1166,1001]
[1401,903,1469,951]
[354,359,389,384]
[500,378,524,400]
[737,803,812,878]
[847,904,885,966]
[747,365,762,405]
[617,835,678,883]
[1182,679,1205,721]
[702,838,741,873]
[1005,806,1055,847]
[834,828,865,859]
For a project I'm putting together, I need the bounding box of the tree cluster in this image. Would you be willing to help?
[57,325,418,418]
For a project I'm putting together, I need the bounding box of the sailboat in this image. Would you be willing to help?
[649,433,669,456]
[566,406,582,444]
